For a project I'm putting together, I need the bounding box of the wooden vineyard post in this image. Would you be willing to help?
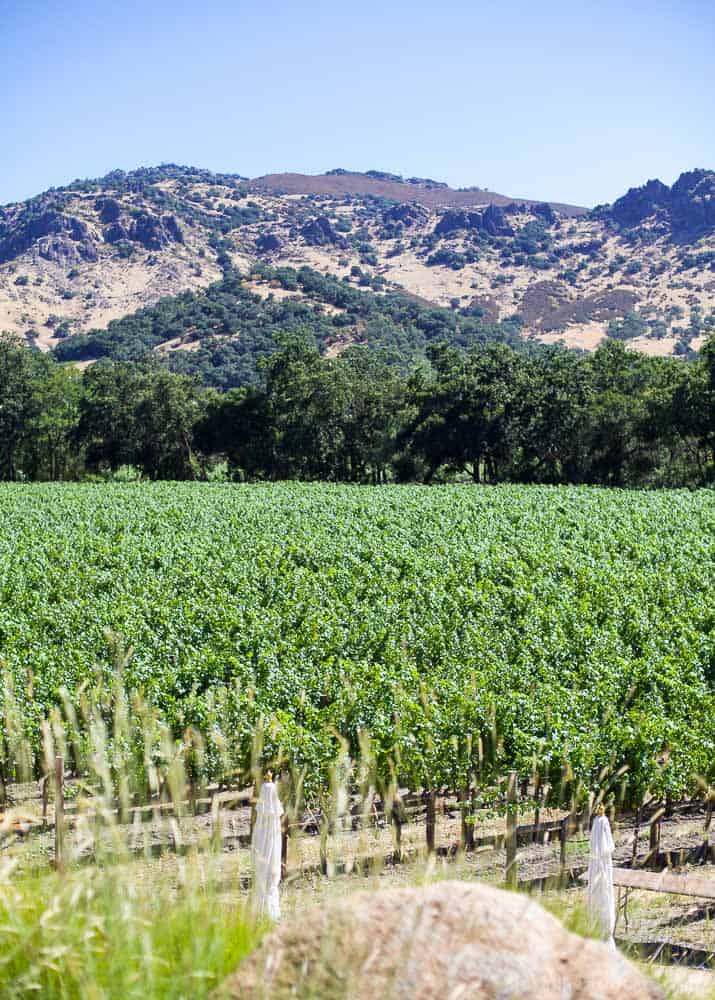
[505,770,518,888]
[559,810,574,872]
[649,811,662,868]
[425,790,436,855]
[210,794,222,852]
[281,813,288,878]
[533,778,545,844]
[319,817,328,876]
[466,789,476,851]
[632,804,642,864]
[460,787,474,852]
[703,792,712,864]
[391,794,404,862]
[316,792,330,876]
[41,774,49,826]
[54,755,64,872]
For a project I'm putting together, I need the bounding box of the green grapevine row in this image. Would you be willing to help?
[0,483,713,804]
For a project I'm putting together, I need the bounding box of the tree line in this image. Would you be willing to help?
[1,331,714,486]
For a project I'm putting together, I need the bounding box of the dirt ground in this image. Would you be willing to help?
[3,786,714,995]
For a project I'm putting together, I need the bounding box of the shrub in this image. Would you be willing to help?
[607,312,648,340]
[108,463,145,482]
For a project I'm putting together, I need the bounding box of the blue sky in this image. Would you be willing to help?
[2,0,713,207]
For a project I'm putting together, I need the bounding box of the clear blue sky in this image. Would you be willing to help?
[2,0,713,208]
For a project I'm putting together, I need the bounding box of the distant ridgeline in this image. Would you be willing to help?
[53,265,523,389]
[2,163,714,370]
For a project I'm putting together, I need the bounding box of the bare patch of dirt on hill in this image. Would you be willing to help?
[155,335,205,353]
[0,248,222,347]
[627,335,682,357]
[245,278,346,318]
[381,254,475,308]
[324,333,358,358]
[244,281,300,302]
[227,251,255,274]
[535,322,607,350]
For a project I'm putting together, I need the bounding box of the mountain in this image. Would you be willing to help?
[242,168,587,215]
[1,164,714,385]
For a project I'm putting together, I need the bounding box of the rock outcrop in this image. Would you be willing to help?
[600,169,715,237]
[433,209,475,236]
[609,178,672,227]
[217,881,663,1000]
[300,216,343,247]
[95,197,121,224]
[0,199,183,264]
[382,203,428,227]
[128,211,184,249]
[481,203,512,236]
[533,201,557,224]
[434,205,513,237]
[104,222,131,244]
[670,169,715,235]
[37,235,98,264]
[255,232,282,253]
[0,210,96,263]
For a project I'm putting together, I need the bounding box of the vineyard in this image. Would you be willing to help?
[1,482,714,810]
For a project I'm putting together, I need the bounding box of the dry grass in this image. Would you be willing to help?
[2,177,713,357]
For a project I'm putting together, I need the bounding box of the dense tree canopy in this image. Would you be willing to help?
[52,265,524,390]
[1,330,714,486]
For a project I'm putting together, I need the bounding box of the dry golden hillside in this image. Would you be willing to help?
[1,165,713,358]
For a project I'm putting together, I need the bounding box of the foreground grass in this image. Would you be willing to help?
[0,859,262,1000]
[2,848,713,999]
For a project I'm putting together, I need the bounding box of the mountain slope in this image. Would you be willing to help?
[51,264,524,389]
[242,168,587,215]
[1,165,714,369]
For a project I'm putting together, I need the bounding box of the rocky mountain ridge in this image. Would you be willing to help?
[1,164,713,362]
[596,168,715,238]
